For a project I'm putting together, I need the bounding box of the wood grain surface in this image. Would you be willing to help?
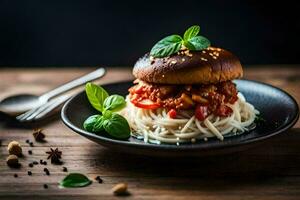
[0,66,299,200]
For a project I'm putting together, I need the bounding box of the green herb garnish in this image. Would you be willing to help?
[85,83,108,112]
[83,83,130,139]
[150,35,183,58]
[101,112,131,139]
[103,95,126,112]
[59,173,92,188]
[150,25,211,58]
[83,114,104,133]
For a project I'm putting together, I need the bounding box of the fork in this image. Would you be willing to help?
[16,94,71,122]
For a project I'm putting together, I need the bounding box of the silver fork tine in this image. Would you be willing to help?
[34,95,70,120]
[24,100,58,121]
[16,106,41,120]
[17,94,71,122]
[17,100,57,122]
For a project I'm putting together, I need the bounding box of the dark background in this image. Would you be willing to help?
[0,0,299,67]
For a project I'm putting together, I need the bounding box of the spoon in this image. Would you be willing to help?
[0,68,106,115]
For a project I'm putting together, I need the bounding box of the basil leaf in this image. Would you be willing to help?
[183,40,196,50]
[102,113,130,139]
[59,173,92,188]
[83,115,104,133]
[183,25,200,41]
[103,95,126,112]
[102,109,112,119]
[187,36,211,50]
[150,35,183,58]
[85,82,109,112]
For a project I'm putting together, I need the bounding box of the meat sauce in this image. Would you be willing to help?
[129,80,238,120]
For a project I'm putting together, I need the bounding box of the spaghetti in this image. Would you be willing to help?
[119,93,259,144]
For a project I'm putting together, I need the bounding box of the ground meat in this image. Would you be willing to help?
[129,80,238,117]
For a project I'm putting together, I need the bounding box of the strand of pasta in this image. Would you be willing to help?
[119,92,259,144]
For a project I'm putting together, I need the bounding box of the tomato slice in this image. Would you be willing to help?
[195,105,209,121]
[168,109,177,119]
[134,85,144,94]
[131,99,161,110]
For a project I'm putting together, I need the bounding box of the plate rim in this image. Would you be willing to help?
[61,79,299,151]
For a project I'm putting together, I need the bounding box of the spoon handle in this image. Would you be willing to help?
[39,68,106,101]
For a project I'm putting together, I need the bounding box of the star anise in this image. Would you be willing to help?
[33,129,45,142]
[46,148,62,164]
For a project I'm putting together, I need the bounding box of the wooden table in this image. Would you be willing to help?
[0,66,299,200]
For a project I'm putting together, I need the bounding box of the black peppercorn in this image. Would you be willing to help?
[28,163,33,168]
[14,174,18,178]
[43,184,48,189]
[95,176,103,183]
[29,142,34,147]
[26,139,30,143]
[27,171,32,176]
[62,167,68,172]
[33,161,38,165]
[44,168,50,175]
[28,150,32,155]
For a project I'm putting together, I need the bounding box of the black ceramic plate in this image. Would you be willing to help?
[61,80,299,157]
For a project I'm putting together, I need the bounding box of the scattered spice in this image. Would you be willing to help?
[43,184,48,189]
[7,141,22,156]
[40,160,47,165]
[33,129,45,142]
[27,171,32,176]
[95,176,103,183]
[33,161,38,165]
[28,150,32,155]
[29,142,34,147]
[44,168,50,175]
[112,183,128,196]
[14,174,18,178]
[6,155,19,168]
[46,148,62,164]
[28,163,33,168]
[62,167,68,172]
